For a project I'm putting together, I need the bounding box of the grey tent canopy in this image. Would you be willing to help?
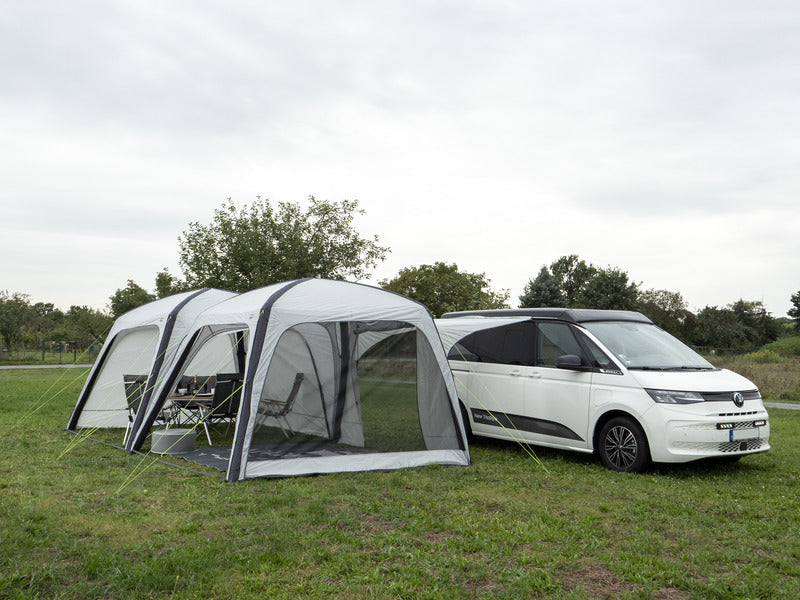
[68,279,470,480]
[68,288,238,433]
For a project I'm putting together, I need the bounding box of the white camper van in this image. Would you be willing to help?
[436,309,770,472]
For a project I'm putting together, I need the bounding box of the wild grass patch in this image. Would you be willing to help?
[709,354,800,402]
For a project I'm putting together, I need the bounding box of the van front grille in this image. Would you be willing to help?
[702,390,760,403]
[719,439,763,453]
[718,410,761,417]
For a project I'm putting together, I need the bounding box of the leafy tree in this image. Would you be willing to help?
[520,255,638,311]
[637,289,689,339]
[576,266,639,310]
[380,262,509,318]
[692,306,752,351]
[691,300,779,352]
[730,299,781,344]
[178,196,390,292]
[64,306,113,347]
[519,266,566,308]
[109,280,155,318]
[0,291,33,349]
[33,302,65,331]
[550,255,597,306]
[789,290,800,332]
[154,268,187,298]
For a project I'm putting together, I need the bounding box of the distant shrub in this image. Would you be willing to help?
[745,349,784,364]
[764,336,800,357]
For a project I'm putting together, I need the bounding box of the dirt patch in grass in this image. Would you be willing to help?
[561,564,690,600]
[561,564,639,598]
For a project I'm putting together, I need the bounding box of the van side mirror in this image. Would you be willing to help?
[555,354,584,370]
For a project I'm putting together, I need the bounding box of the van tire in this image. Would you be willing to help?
[598,417,650,473]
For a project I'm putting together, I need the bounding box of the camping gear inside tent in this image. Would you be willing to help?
[67,288,238,444]
[129,279,470,481]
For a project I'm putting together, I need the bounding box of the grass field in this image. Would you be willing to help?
[2,367,799,599]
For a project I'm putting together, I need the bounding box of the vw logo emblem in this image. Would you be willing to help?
[733,392,745,408]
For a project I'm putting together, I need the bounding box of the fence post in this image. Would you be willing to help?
[42,341,45,362]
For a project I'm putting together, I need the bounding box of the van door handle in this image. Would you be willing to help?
[529,371,542,379]
[510,369,522,377]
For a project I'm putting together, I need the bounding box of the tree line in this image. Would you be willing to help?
[2,197,798,355]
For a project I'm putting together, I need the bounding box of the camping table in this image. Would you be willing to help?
[168,394,212,424]
[166,393,214,444]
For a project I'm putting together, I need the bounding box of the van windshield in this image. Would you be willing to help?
[581,321,715,371]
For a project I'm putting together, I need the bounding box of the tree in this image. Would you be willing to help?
[576,266,639,310]
[520,255,638,311]
[789,290,800,332]
[691,300,779,352]
[519,266,566,308]
[154,268,187,298]
[692,306,751,351]
[550,255,597,306]
[637,289,689,339]
[380,262,509,318]
[109,280,155,318]
[730,299,780,344]
[177,196,390,292]
[63,306,113,347]
[0,291,33,349]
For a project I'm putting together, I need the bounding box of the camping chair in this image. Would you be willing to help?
[256,373,304,438]
[198,376,243,443]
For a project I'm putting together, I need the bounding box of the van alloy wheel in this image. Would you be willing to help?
[605,426,637,469]
[598,417,650,473]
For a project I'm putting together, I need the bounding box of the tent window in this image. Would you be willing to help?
[248,321,458,464]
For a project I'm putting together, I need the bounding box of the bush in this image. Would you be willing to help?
[745,349,784,364]
[763,336,800,358]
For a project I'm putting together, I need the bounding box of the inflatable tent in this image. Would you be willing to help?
[68,288,237,439]
[71,280,470,481]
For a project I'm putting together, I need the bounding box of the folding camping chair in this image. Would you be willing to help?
[256,372,304,438]
[198,375,242,443]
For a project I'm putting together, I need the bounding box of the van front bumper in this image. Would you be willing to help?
[645,404,771,463]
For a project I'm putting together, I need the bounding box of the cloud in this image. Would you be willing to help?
[1,0,798,317]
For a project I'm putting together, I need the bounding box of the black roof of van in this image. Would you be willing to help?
[439,308,653,325]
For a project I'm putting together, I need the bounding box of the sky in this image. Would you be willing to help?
[2,0,798,317]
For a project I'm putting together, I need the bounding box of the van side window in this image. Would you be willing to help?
[576,331,617,370]
[536,322,584,367]
[448,322,535,365]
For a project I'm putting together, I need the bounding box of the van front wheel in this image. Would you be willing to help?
[598,417,650,473]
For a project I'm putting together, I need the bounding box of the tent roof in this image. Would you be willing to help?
[191,279,434,329]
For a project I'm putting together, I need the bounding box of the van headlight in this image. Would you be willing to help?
[645,389,705,404]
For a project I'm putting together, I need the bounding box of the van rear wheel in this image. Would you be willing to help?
[598,417,650,473]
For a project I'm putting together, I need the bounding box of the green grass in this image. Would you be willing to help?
[3,368,800,599]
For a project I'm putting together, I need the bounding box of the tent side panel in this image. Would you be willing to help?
[127,288,210,446]
[228,279,310,482]
[74,326,160,428]
[416,330,466,451]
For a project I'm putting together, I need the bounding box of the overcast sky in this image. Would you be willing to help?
[2,1,798,317]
